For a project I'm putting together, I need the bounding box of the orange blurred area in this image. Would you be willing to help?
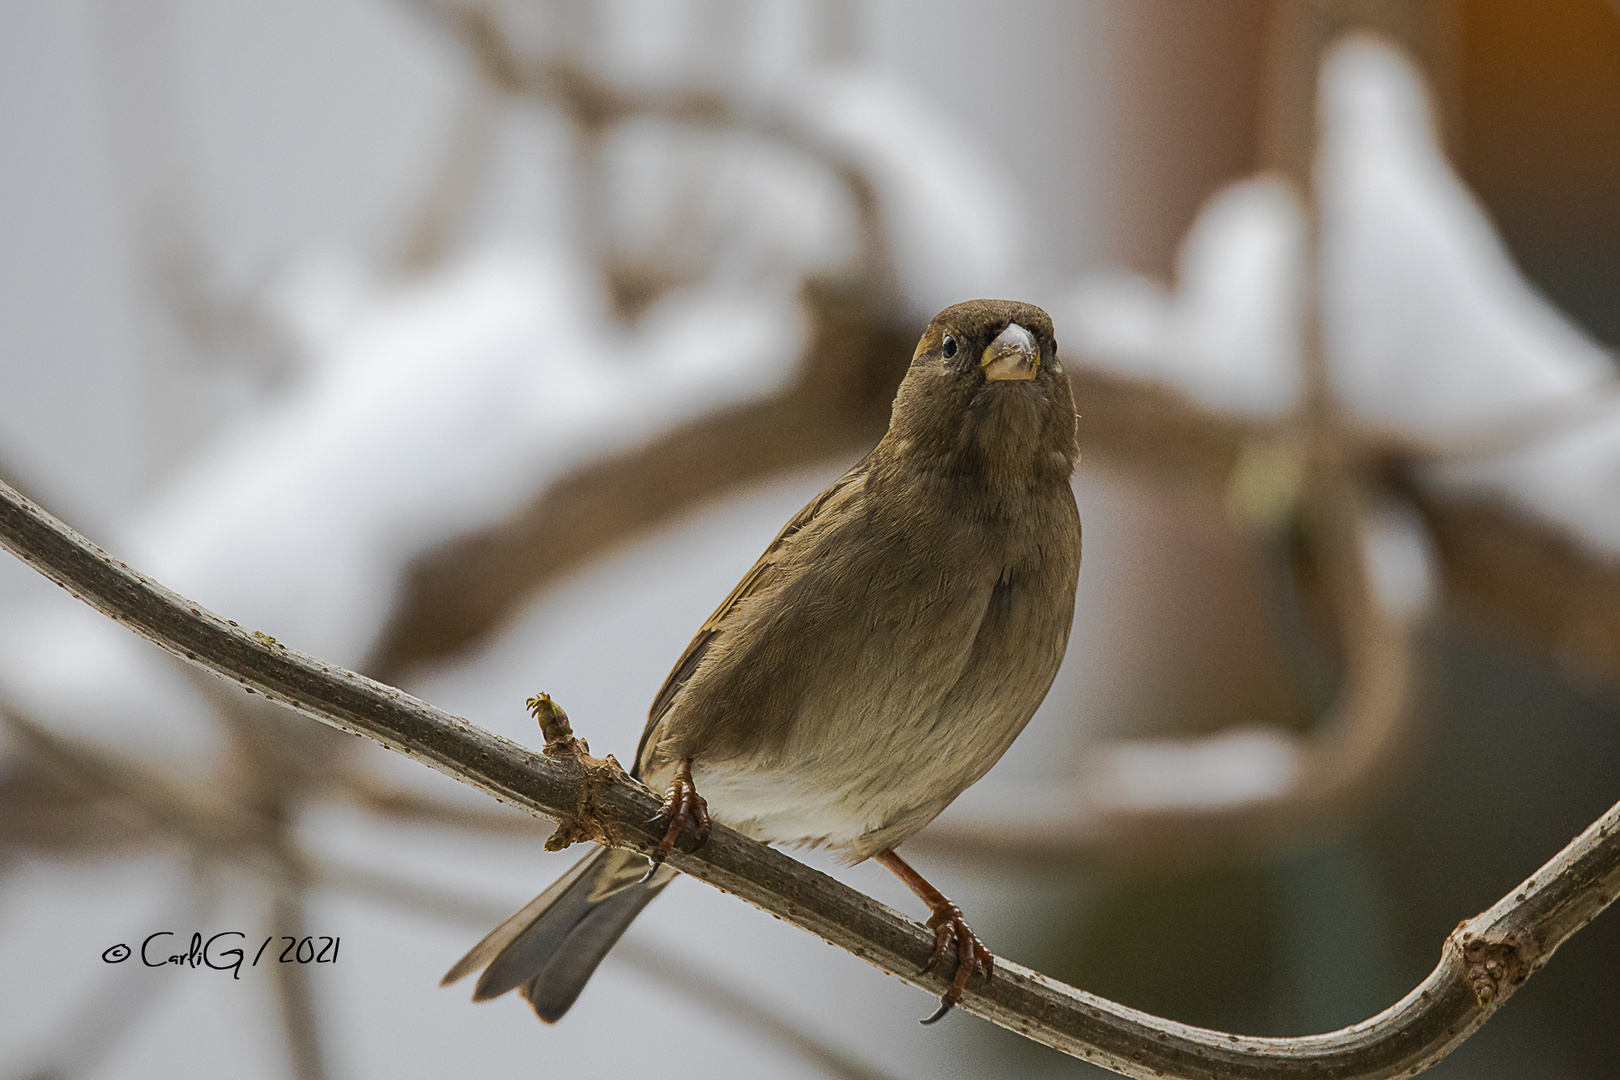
[1457,0,1620,343]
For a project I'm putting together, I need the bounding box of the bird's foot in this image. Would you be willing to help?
[873,848,996,1024]
[919,900,993,1024]
[644,758,710,877]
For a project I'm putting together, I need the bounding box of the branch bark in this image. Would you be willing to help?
[4,477,1620,1078]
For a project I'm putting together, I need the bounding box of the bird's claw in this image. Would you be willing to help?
[918,902,993,1024]
[642,763,710,881]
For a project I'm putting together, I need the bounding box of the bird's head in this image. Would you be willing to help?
[882,299,1078,493]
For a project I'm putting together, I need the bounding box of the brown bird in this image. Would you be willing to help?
[443,298,1082,1024]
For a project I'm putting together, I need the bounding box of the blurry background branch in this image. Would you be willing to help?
[395,0,897,294]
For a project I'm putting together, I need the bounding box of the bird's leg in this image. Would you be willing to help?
[873,848,994,1024]
[645,757,710,873]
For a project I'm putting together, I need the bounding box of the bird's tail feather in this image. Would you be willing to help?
[441,846,676,1023]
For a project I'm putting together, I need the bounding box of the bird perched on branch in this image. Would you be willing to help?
[443,299,1082,1024]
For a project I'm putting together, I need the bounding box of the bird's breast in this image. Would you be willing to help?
[651,480,1078,858]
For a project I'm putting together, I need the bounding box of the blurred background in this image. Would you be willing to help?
[2,1,1619,1078]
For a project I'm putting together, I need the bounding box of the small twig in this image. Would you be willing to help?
[525,691,633,852]
[6,478,1620,1077]
[527,691,579,753]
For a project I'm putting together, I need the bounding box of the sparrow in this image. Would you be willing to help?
[443,299,1082,1024]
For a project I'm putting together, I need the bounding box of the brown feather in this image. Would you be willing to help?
[634,462,872,776]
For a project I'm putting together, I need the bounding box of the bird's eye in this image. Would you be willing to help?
[941,335,958,359]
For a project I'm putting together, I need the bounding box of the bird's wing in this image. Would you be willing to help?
[633,459,871,776]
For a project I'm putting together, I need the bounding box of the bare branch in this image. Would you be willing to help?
[6,479,1620,1077]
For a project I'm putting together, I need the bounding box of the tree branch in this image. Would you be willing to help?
[4,477,1620,1077]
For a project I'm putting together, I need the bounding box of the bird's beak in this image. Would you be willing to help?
[981,322,1039,381]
